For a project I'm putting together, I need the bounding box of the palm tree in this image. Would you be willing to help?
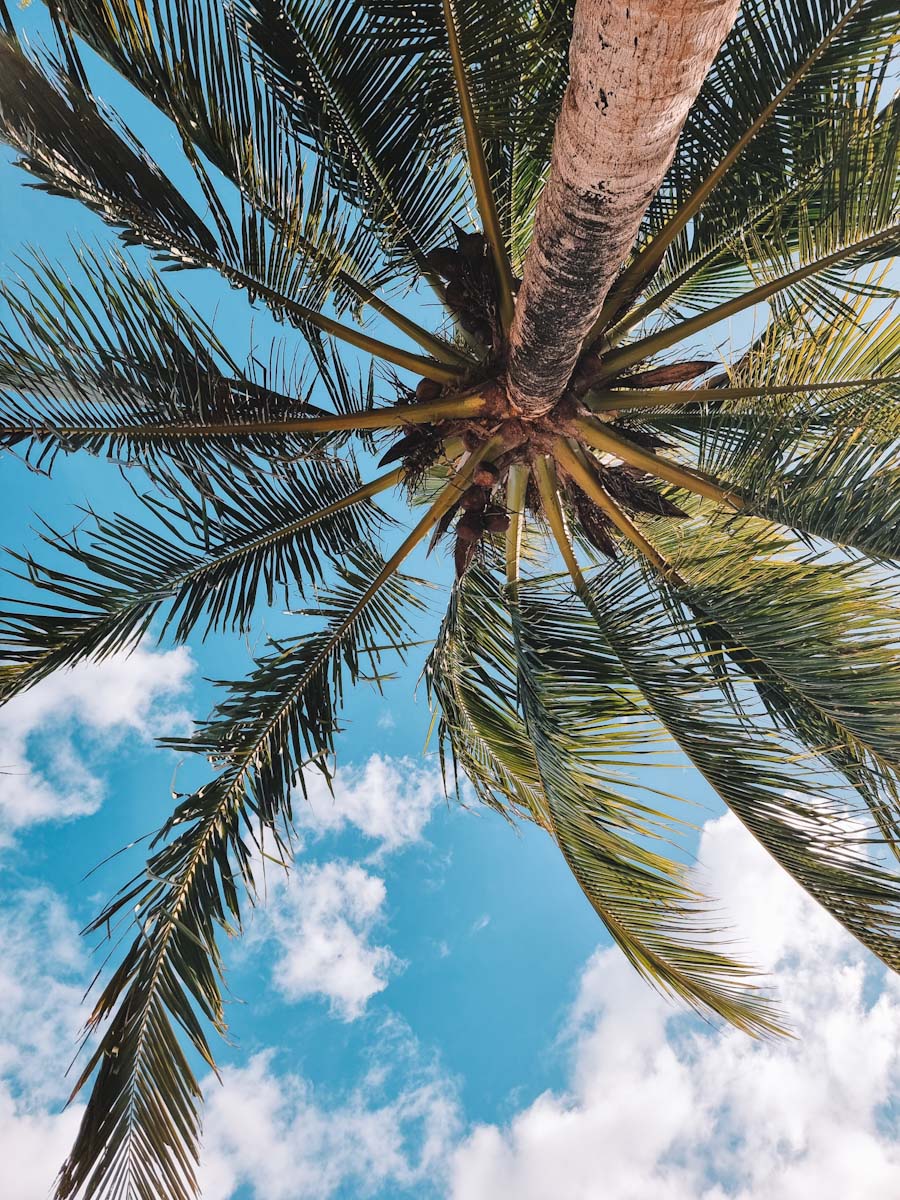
[0,0,898,1195]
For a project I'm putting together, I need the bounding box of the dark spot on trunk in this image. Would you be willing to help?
[598,88,608,112]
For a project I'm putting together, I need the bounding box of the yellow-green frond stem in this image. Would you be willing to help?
[505,462,530,590]
[552,439,674,577]
[344,276,475,367]
[587,374,900,413]
[594,224,900,382]
[442,0,516,332]
[532,455,589,591]
[279,288,466,382]
[572,417,744,510]
[11,393,490,444]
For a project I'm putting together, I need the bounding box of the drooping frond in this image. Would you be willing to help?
[652,514,900,847]
[508,566,783,1035]
[585,558,900,974]
[428,560,568,819]
[428,560,784,1034]
[57,545,424,1200]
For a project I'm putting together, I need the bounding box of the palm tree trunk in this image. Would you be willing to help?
[505,0,741,415]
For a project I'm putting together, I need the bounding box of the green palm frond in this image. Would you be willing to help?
[430,563,783,1035]
[585,558,900,974]
[693,299,900,558]
[654,514,900,840]
[0,245,341,474]
[51,0,385,304]
[0,36,219,260]
[233,0,469,286]
[0,36,462,379]
[616,90,898,336]
[48,0,474,366]
[507,570,783,1036]
[0,457,396,701]
[599,99,899,377]
[57,545,424,1200]
[427,565,546,817]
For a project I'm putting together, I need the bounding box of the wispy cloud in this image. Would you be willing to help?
[199,1022,461,1200]
[0,887,87,1199]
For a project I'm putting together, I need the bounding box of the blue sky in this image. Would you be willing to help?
[2,11,900,1200]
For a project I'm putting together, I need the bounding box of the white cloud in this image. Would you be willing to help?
[251,860,402,1020]
[0,644,193,838]
[0,887,87,1200]
[0,886,86,1101]
[450,813,900,1200]
[294,754,444,855]
[200,1028,461,1200]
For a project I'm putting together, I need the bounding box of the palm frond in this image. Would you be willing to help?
[0,244,341,475]
[52,0,384,302]
[441,0,516,327]
[585,558,900,974]
[599,96,899,377]
[233,0,470,286]
[612,89,898,338]
[694,300,900,559]
[509,565,783,1035]
[654,515,900,847]
[427,563,559,819]
[49,0,473,366]
[57,544,424,1200]
[0,457,397,701]
[0,36,461,380]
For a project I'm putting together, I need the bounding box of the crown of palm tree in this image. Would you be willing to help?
[0,1,898,1197]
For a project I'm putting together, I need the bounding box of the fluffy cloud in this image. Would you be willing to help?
[0,644,192,838]
[200,1029,461,1200]
[295,755,444,855]
[450,812,900,1200]
[0,887,87,1200]
[251,859,402,1020]
[247,754,446,1020]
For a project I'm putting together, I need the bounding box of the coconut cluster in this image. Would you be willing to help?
[377,230,694,578]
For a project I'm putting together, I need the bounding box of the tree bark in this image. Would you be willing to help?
[505,0,741,415]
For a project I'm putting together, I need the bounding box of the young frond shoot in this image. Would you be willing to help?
[0,2,897,1198]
